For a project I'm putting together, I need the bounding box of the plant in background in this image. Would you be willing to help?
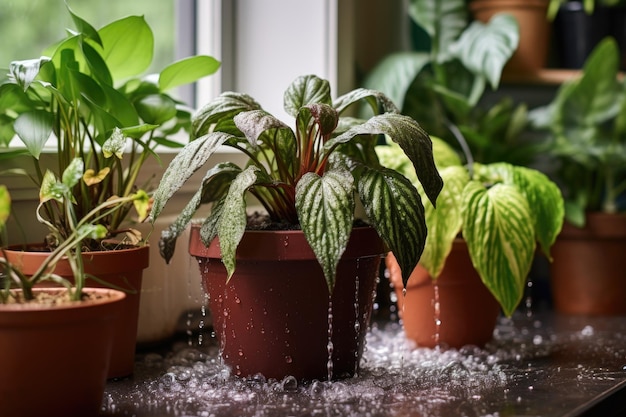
[364,0,537,166]
[1,160,149,303]
[377,138,564,316]
[529,37,626,227]
[0,4,220,249]
[149,74,443,291]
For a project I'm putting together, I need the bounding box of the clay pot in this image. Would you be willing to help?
[550,213,626,315]
[0,288,125,417]
[387,240,501,349]
[189,224,385,381]
[470,0,550,75]
[4,244,149,378]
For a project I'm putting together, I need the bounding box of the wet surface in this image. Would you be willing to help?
[102,311,626,417]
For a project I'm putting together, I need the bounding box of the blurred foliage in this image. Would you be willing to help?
[0,0,174,73]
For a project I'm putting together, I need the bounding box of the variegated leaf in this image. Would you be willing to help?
[462,181,534,317]
[295,170,355,291]
[150,131,233,220]
[419,165,468,278]
[218,166,261,280]
[357,166,425,288]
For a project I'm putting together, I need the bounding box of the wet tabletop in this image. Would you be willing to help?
[102,311,626,417]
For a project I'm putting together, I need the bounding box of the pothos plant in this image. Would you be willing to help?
[149,74,443,291]
[364,0,538,166]
[377,138,564,316]
[529,37,626,227]
[1,160,149,303]
[0,4,220,250]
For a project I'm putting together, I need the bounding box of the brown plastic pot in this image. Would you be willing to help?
[189,224,385,381]
[0,288,125,417]
[4,244,149,378]
[387,240,501,349]
[550,212,626,315]
[470,0,550,74]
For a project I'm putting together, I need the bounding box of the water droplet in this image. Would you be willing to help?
[285,355,293,363]
[234,296,241,304]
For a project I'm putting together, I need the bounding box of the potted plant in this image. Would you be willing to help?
[377,137,564,348]
[529,37,626,315]
[0,5,220,377]
[0,170,146,417]
[148,74,443,381]
[469,0,551,75]
[364,0,538,168]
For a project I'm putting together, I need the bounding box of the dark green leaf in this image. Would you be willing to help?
[329,113,443,206]
[150,132,234,220]
[283,74,332,118]
[357,166,425,287]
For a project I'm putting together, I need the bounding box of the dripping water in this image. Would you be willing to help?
[327,295,334,381]
[353,259,361,376]
[525,278,533,318]
[433,282,441,346]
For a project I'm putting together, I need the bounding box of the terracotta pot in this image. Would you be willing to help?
[4,244,149,378]
[0,288,125,417]
[550,212,626,315]
[387,240,501,349]
[470,0,550,75]
[189,224,385,381]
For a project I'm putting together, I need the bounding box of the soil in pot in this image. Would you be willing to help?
[387,240,502,349]
[0,288,125,417]
[189,224,386,382]
[550,213,626,315]
[3,243,149,378]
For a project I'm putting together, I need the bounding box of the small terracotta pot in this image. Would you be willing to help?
[387,240,501,349]
[190,225,385,381]
[0,288,125,417]
[4,244,149,378]
[550,212,626,315]
[470,0,550,74]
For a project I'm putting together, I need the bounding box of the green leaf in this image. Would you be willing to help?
[9,57,51,91]
[283,74,332,118]
[296,170,355,291]
[192,92,263,137]
[158,163,241,263]
[362,52,430,112]
[419,165,469,278]
[334,87,400,116]
[511,166,564,259]
[218,166,261,280]
[39,170,64,203]
[134,94,177,125]
[328,113,443,207]
[62,158,84,188]
[150,131,234,220]
[462,181,535,317]
[357,166,425,287]
[67,3,103,47]
[449,14,519,90]
[0,185,10,227]
[13,110,54,159]
[102,127,126,159]
[159,55,221,92]
[98,15,153,80]
[409,0,467,62]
